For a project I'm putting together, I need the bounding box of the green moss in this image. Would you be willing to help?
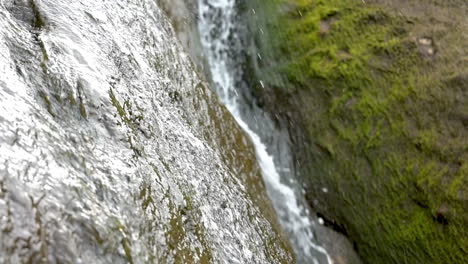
[31,0,49,74]
[109,89,145,129]
[77,81,88,119]
[109,88,128,121]
[109,89,145,157]
[121,237,134,264]
[163,200,212,264]
[29,0,45,29]
[39,90,55,117]
[250,0,468,263]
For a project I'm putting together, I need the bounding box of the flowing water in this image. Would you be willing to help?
[198,0,333,263]
[0,0,293,263]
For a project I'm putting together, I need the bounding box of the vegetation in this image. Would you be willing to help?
[248,0,468,263]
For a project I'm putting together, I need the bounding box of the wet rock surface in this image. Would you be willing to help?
[0,0,294,263]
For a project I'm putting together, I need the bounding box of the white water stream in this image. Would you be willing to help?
[198,0,333,263]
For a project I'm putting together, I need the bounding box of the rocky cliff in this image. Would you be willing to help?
[0,0,294,262]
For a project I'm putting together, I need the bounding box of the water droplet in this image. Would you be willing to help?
[318,217,324,225]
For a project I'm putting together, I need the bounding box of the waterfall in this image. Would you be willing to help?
[198,0,333,263]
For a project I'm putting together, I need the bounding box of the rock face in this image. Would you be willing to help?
[0,0,294,263]
[245,0,467,263]
[156,0,207,74]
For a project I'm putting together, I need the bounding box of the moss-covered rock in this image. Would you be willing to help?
[247,0,468,263]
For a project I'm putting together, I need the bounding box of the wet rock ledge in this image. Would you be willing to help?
[0,0,294,262]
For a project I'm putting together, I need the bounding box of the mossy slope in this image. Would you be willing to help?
[248,0,468,263]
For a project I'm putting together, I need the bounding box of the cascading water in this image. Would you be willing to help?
[198,1,333,263]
